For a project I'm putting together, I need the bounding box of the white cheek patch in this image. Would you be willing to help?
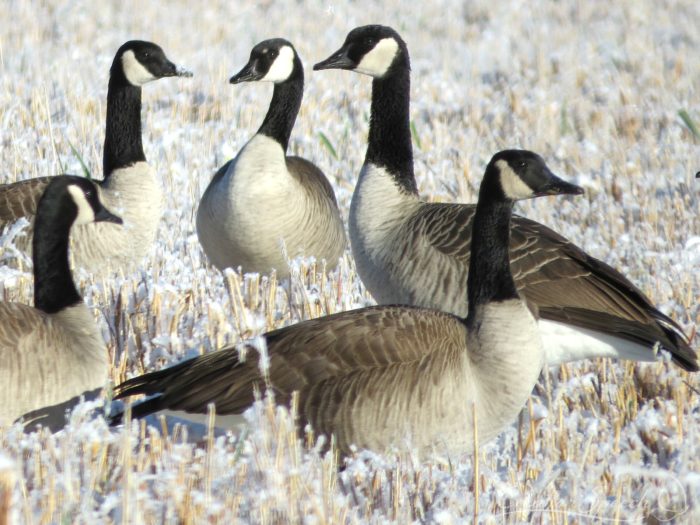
[261,46,295,83]
[355,38,399,77]
[497,160,533,200]
[121,50,157,86]
[67,185,96,225]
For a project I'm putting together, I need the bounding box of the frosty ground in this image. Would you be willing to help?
[1,0,699,523]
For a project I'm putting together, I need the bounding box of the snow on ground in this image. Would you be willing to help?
[1,0,700,522]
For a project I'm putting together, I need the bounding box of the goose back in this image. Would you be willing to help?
[0,177,51,226]
[115,304,540,456]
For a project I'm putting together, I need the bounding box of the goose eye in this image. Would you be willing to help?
[270,49,278,59]
[519,162,527,168]
[366,37,375,46]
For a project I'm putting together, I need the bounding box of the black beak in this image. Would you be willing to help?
[230,60,260,84]
[696,171,699,179]
[536,171,584,197]
[95,206,123,224]
[313,46,355,71]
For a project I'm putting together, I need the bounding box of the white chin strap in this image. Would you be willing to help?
[355,38,399,77]
[121,50,157,86]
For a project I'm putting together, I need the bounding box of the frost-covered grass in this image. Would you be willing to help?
[1,0,700,523]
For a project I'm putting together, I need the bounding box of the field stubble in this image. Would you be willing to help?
[1,0,700,522]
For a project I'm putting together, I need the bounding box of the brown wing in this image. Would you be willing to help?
[507,215,694,368]
[414,203,695,370]
[416,203,474,261]
[286,156,339,205]
[114,305,461,417]
[0,177,52,226]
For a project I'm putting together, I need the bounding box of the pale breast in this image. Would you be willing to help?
[0,303,108,425]
[198,135,345,276]
[70,162,163,274]
[468,300,544,441]
[349,163,422,302]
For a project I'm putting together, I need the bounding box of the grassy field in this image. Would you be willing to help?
[1,0,700,522]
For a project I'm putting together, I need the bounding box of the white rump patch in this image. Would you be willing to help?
[538,319,658,366]
[121,50,156,86]
[67,184,96,225]
[262,45,295,83]
[355,37,399,77]
[496,159,532,200]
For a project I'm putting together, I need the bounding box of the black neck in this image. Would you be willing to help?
[102,75,146,177]
[367,66,417,194]
[465,198,518,328]
[32,196,81,314]
[257,64,303,152]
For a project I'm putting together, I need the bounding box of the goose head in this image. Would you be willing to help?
[113,40,192,87]
[46,177,124,227]
[314,25,408,78]
[484,150,584,202]
[230,38,301,84]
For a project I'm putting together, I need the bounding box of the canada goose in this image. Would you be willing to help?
[313,25,697,371]
[0,176,122,429]
[196,38,346,277]
[0,40,191,275]
[114,150,582,456]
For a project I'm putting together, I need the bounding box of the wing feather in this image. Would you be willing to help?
[286,156,339,205]
[0,177,52,226]
[398,203,694,369]
[114,306,463,416]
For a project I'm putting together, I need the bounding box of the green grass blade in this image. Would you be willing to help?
[678,109,700,139]
[410,120,422,150]
[560,104,571,135]
[68,141,92,179]
[318,131,338,160]
[52,138,65,174]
